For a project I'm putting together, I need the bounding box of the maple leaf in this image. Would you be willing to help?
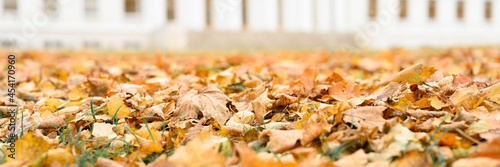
[172,85,236,124]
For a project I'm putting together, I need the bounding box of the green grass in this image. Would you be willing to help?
[141,116,155,142]
[90,97,97,122]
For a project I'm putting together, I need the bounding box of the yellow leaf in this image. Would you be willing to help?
[139,138,164,154]
[387,98,413,111]
[43,148,76,166]
[135,126,162,141]
[429,96,449,110]
[107,97,131,119]
[44,98,63,111]
[68,88,88,101]
[7,132,51,163]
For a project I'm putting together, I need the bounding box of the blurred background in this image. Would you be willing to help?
[0,0,499,51]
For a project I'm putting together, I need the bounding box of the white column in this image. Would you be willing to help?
[464,0,484,25]
[247,0,278,31]
[212,0,243,31]
[282,0,313,32]
[437,0,455,25]
[59,0,84,24]
[177,0,205,30]
[142,0,166,27]
[316,0,331,32]
[493,0,500,26]
[408,0,426,25]
[331,0,347,32]
[348,0,369,30]
[99,0,123,24]
[377,0,398,27]
[0,0,3,15]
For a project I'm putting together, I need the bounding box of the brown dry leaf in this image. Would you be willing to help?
[301,118,332,145]
[450,84,483,110]
[274,94,299,107]
[39,114,65,129]
[88,77,113,96]
[7,132,51,163]
[379,63,426,86]
[172,86,235,124]
[43,148,76,166]
[95,158,125,167]
[390,150,430,167]
[452,157,500,167]
[453,73,473,87]
[292,67,318,97]
[370,82,402,101]
[472,107,500,130]
[168,133,225,167]
[470,138,500,159]
[327,81,360,101]
[147,155,175,167]
[260,129,303,153]
[342,106,388,130]
[238,144,297,167]
[107,97,131,119]
[252,101,265,125]
[333,149,368,167]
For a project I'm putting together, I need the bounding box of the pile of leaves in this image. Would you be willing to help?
[1,48,500,166]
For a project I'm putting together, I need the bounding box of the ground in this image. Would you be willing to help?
[1,48,500,166]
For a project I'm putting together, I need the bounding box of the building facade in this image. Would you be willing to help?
[0,0,500,51]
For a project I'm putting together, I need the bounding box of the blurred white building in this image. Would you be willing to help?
[0,0,499,51]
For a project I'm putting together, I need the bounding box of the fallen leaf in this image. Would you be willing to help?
[173,86,235,124]
[92,123,117,138]
[390,150,430,167]
[470,138,500,159]
[107,97,131,119]
[452,157,500,167]
[342,106,388,130]
[7,132,51,163]
[334,149,368,167]
[260,129,303,153]
[168,133,225,167]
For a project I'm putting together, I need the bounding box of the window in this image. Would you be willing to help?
[167,0,175,21]
[399,0,407,19]
[206,0,211,28]
[85,0,98,18]
[429,0,436,20]
[486,1,492,21]
[369,0,377,19]
[457,0,464,20]
[125,0,139,13]
[44,0,59,17]
[4,0,17,12]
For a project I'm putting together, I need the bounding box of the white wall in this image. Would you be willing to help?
[2,0,500,50]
